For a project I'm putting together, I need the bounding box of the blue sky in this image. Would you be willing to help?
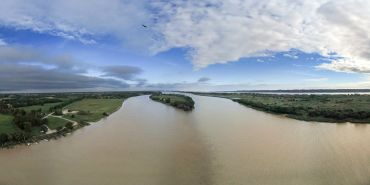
[0,0,369,92]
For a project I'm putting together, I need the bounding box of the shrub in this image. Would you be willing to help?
[65,122,74,130]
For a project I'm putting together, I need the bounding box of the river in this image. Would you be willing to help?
[1,95,370,185]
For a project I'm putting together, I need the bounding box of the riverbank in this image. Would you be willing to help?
[62,98,124,122]
[150,93,195,111]
[0,92,151,148]
[1,98,125,149]
[193,92,370,123]
[0,121,89,149]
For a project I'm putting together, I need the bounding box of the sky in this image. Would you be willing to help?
[0,0,370,92]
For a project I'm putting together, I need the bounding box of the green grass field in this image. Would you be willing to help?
[0,114,21,134]
[47,117,68,130]
[63,99,124,122]
[20,102,62,113]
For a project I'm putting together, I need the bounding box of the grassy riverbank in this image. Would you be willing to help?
[0,92,151,148]
[0,114,21,134]
[63,99,124,122]
[194,92,370,123]
[150,93,195,111]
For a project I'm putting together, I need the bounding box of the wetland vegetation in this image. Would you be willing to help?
[194,92,370,123]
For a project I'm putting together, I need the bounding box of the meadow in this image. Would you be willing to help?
[63,99,124,122]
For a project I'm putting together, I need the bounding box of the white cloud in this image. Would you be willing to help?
[153,0,370,70]
[317,58,370,73]
[0,0,153,49]
[1,0,370,72]
[0,38,6,46]
[283,53,299,59]
[304,78,328,82]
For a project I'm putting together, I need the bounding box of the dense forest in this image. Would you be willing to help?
[150,93,195,111]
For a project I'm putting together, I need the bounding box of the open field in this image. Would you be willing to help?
[63,99,124,122]
[0,114,21,134]
[194,93,370,123]
[20,102,62,113]
[150,93,194,111]
[47,117,68,130]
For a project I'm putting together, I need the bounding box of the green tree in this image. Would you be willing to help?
[40,124,49,133]
[0,133,8,144]
[66,122,74,130]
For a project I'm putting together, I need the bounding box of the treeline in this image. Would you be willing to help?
[307,109,370,121]
[2,97,62,108]
[234,99,370,122]
[0,91,152,110]
[234,99,301,115]
[0,102,13,114]
[12,109,48,132]
[150,93,195,111]
[0,132,33,145]
[81,91,151,99]
[49,97,83,112]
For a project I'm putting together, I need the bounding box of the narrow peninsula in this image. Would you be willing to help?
[194,92,370,123]
[150,93,195,111]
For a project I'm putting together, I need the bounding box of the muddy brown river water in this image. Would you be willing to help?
[1,95,370,185]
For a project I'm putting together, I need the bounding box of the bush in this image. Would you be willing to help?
[65,122,74,130]
[56,126,64,131]
[165,98,170,103]
[54,109,63,115]
[0,133,9,144]
[40,124,49,133]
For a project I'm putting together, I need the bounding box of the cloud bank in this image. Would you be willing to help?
[153,0,370,71]
[1,0,370,73]
[0,46,142,91]
[198,77,211,83]
[102,65,143,81]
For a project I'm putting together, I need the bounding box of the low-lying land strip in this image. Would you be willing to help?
[194,92,370,123]
[150,93,195,111]
[0,92,151,148]
[63,99,123,122]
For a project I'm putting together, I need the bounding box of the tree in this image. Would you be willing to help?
[56,126,64,131]
[54,109,63,115]
[23,122,32,132]
[0,133,8,144]
[40,124,49,133]
[165,98,170,103]
[66,122,74,130]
